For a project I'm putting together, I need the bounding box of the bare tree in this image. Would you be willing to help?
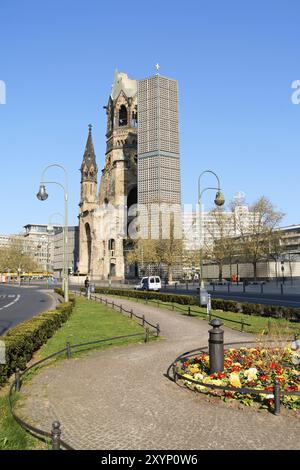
[233,196,284,280]
[127,217,183,282]
[0,238,39,273]
[267,230,285,285]
[204,208,237,281]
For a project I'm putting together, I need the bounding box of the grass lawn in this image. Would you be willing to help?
[98,293,300,338]
[0,392,48,450]
[37,296,150,361]
[1,296,153,450]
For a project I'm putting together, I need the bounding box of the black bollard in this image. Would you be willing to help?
[15,368,21,392]
[66,341,71,359]
[51,421,62,450]
[273,380,281,415]
[208,319,224,374]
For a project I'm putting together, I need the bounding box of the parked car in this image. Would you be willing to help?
[135,276,162,291]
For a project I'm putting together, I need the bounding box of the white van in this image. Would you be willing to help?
[135,276,162,292]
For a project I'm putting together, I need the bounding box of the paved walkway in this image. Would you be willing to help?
[18,296,300,450]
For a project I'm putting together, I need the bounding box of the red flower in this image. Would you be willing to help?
[269,362,278,369]
[265,386,274,391]
[275,377,285,384]
[285,385,298,392]
[218,372,226,379]
[260,375,269,381]
[210,373,217,379]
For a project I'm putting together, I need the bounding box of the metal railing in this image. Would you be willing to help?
[87,289,250,333]
[72,290,160,336]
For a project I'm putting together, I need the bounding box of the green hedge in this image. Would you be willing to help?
[0,295,75,387]
[92,287,196,305]
[91,287,300,323]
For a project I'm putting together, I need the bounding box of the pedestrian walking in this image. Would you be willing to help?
[84,276,90,297]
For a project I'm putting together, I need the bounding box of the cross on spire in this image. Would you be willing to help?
[155,63,160,74]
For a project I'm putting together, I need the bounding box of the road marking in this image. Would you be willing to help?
[0,295,20,311]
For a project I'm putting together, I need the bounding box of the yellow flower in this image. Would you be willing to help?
[229,372,241,388]
[244,367,258,382]
[250,348,258,354]
[183,374,194,381]
[203,377,223,386]
[189,365,199,374]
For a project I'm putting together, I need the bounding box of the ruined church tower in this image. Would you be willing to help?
[78,71,138,280]
[78,125,98,276]
[98,71,138,279]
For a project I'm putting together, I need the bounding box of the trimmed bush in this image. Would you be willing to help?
[0,300,75,387]
[91,287,300,323]
[93,287,197,306]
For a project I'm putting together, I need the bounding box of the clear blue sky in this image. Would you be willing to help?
[0,0,299,234]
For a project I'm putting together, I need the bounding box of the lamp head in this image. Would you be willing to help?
[214,190,225,207]
[37,184,48,201]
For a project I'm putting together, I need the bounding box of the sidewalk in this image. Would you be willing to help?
[18,296,300,450]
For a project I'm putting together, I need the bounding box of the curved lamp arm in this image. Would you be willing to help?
[41,164,68,194]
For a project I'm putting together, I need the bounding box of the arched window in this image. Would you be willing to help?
[132,108,138,127]
[119,105,127,126]
[108,239,115,256]
[85,223,92,273]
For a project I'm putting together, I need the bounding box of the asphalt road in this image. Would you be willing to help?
[0,284,56,336]
[161,286,300,308]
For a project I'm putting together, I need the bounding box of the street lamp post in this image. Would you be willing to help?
[281,261,285,285]
[18,251,24,286]
[198,170,225,305]
[36,164,69,303]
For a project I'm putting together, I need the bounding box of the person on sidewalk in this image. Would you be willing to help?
[84,276,90,298]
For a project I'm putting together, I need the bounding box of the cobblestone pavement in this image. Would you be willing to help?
[19,296,300,450]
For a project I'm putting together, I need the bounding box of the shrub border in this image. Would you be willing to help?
[0,294,76,387]
[88,287,300,323]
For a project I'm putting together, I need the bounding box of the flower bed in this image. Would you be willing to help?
[177,346,300,411]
